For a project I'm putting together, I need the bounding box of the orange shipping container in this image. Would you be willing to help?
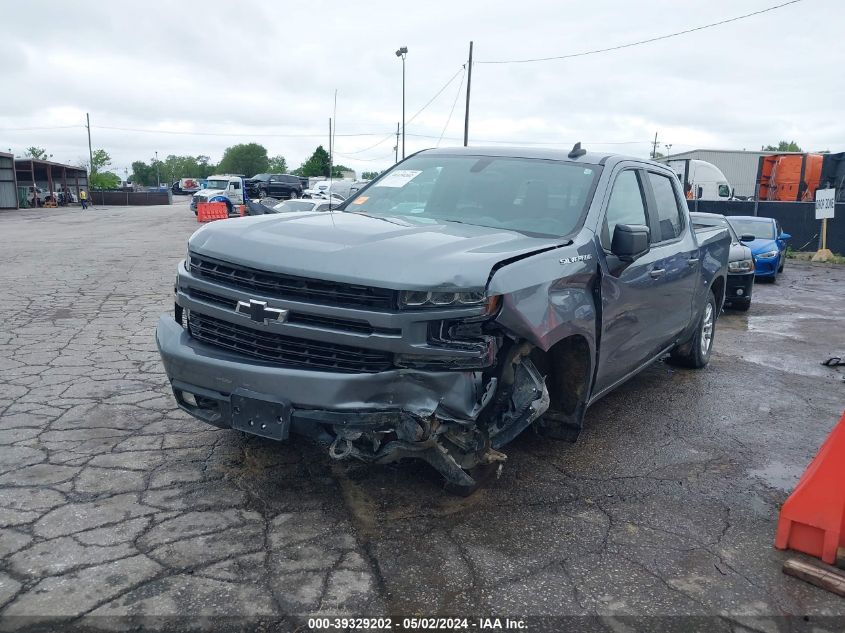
[757,153,824,202]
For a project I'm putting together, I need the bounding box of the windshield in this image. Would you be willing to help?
[206,179,230,190]
[272,200,318,213]
[727,218,775,240]
[251,174,270,182]
[691,214,738,241]
[342,154,600,237]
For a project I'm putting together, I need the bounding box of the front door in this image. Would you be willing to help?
[594,167,665,394]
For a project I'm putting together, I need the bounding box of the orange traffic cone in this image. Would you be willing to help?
[775,411,845,564]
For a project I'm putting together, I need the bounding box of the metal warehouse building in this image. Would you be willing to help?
[14,158,89,208]
[658,149,804,198]
[0,152,17,209]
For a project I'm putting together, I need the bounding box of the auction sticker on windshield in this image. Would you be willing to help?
[374,170,421,188]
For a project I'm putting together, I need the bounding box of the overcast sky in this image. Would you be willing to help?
[2,0,841,178]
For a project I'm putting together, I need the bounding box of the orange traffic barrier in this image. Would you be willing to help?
[197,202,229,223]
[238,205,246,216]
[775,411,845,564]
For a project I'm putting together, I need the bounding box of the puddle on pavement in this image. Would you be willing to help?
[748,460,802,492]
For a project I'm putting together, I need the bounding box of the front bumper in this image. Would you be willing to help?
[725,272,754,303]
[155,315,485,438]
[753,255,779,277]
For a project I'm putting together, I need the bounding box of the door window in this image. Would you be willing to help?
[647,172,684,242]
[602,170,648,249]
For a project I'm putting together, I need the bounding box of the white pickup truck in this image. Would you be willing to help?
[190,175,246,215]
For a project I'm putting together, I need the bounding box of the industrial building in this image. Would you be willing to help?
[657,149,803,198]
[12,158,89,209]
[0,152,16,209]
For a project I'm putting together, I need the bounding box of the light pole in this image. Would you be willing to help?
[664,144,672,161]
[154,150,160,188]
[395,46,408,160]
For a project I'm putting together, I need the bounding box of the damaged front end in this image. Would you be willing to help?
[315,335,550,494]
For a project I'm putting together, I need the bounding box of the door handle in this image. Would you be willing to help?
[687,257,700,266]
[649,268,666,278]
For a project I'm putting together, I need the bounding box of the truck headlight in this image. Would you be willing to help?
[757,250,778,259]
[399,290,500,314]
[728,259,754,273]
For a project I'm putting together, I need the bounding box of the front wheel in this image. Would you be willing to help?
[670,291,717,369]
[778,258,784,273]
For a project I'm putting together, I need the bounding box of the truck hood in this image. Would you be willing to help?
[189,211,567,289]
[194,189,225,198]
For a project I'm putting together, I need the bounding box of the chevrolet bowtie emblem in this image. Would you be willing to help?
[236,299,288,324]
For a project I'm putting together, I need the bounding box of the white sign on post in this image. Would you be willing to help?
[815,188,836,220]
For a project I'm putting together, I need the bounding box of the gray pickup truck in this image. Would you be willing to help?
[156,146,730,492]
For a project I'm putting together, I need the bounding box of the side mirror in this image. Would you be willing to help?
[779,232,791,241]
[611,224,650,261]
[740,234,756,243]
[697,186,704,199]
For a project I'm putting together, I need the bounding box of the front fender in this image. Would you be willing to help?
[488,244,598,355]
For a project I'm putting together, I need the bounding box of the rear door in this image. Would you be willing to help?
[594,167,665,394]
[642,170,698,344]
[268,175,283,197]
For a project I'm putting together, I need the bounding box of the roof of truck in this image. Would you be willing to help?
[418,145,643,166]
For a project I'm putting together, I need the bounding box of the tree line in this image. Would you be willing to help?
[129,143,362,187]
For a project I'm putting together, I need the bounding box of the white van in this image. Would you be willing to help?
[666,159,732,201]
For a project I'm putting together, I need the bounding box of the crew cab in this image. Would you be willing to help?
[157,146,730,493]
[245,174,303,200]
[190,175,246,215]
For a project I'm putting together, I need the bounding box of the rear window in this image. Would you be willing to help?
[343,154,601,237]
[648,172,684,242]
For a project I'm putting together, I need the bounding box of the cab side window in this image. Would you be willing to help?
[601,170,648,250]
[647,172,684,242]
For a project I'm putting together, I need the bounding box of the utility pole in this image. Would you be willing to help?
[652,132,659,159]
[85,113,94,176]
[463,41,473,147]
[154,151,160,188]
[394,122,400,164]
[328,118,333,178]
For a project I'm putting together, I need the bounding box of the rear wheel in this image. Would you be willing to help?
[289,190,299,200]
[670,291,717,368]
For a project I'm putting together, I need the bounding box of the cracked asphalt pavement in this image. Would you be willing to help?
[1,200,844,631]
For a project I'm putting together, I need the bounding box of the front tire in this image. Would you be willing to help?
[670,291,717,368]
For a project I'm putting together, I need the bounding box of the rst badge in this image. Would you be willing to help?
[559,254,593,265]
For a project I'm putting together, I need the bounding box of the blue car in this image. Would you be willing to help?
[726,216,791,281]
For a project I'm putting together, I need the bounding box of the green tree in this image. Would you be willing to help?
[267,155,288,173]
[25,147,48,159]
[130,160,157,186]
[91,149,111,173]
[331,164,354,178]
[763,140,802,152]
[361,171,380,180]
[90,171,121,190]
[217,143,269,177]
[295,146,331,177]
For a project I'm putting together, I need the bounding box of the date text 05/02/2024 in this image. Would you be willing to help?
[307,617,528,630]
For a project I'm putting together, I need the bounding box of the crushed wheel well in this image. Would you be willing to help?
[530,335,592,416]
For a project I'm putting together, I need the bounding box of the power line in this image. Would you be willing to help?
[91,125,389,138]
[407,133,649,146]
[437,67,466,147]
[405,67,465,126]
[476,0,803,64]
[0,125,83,131]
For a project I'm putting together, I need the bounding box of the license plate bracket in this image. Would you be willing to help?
[230,390,291,441]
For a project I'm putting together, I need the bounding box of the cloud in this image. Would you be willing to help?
[1,0,841,175]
